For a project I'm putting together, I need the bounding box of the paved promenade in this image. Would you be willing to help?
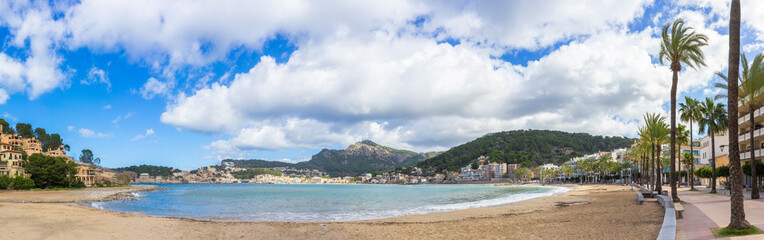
[676,186,764,240]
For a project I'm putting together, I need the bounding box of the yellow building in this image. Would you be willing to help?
[73,163,96,186]
[0,150,25,177]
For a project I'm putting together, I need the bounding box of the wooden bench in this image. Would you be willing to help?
[637,193,644,205]
[675,203,684,219]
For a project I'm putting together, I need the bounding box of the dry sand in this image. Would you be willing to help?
[0,184,662,240]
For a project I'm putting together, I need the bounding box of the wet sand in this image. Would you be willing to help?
[0,184,662,239]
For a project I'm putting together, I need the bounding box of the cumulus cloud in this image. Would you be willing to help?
[0,89,8,104]
[0,0,655,103]
[139,77,172,100]
[0,1,752,159]
[131,129,155,141]
[0,1,67,102]
[81,67,111,92]
[422,0,651,50]
[163,25,680,154]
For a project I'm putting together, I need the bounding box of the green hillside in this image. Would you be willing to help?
[417,130,633,172]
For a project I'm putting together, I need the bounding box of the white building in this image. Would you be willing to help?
[540,163,559,171]
[699,133,729,167]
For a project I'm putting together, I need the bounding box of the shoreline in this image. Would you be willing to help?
[0,184,166,203]
[0,184,662,239]
[96,183,572,223]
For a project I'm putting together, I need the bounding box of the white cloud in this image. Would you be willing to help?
[163,26,681,155]
[0,1,754,158]
[77,127,111,138]
[139,77,172,100]
[0,1,67,102]
[103,104,111,109]
[0,0,657,103]
[67,125,75,131]
[111,112,133,124]
[0,89,8,104]
[131,129,155,141]
[423,0,651,50]
[80,67,111,92]
[2,112,16,122]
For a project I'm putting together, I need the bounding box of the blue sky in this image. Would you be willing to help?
[1,0,763,170]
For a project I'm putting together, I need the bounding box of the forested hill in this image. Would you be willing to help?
[417,130,633,172]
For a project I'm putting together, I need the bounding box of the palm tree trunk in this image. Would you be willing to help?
[711,135,717,193]
[751,107,759,199]
[657,144,663,193]
[690,121,696,190]
[651,144,656,191]
[727,0,751,230]
[670,69,679,201]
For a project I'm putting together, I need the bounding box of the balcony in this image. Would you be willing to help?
[739,106,764,132]
[741,149,764,160]
[739,127,764,142]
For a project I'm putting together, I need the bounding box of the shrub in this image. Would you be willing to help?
[26,153,77,188]
[717,166,730,178]
[70,180,86,189]
[10,175,35,190]
[742,161,764,176]
[0,175,11,189]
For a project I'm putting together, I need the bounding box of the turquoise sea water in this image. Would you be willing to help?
[92,184,569,222]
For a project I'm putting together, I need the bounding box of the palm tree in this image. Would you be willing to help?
[659,18,709,202]
[638,123,654,190]
[717,53,764,199]
[515,167,531,183]
[698,98,727,193]
[560,164,573,183]
[680,96,703,189]
[642,113,670,193]
[725,0,750,230]
[675,123,690,186]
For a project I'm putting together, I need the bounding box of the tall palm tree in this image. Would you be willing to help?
[660,18,709,202]
[717,53,764,199]
[643,113,670,193]
[698,98,727,193]
[680,96,703,189]
[725,0,750,230]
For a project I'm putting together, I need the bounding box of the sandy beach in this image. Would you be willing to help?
[0,184,662,240]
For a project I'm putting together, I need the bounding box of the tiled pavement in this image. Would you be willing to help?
[675,187,764,240]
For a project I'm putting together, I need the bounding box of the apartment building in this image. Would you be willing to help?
[480,162,508,179]
[0,149,26,177]
[0,125,97,185]
[738,101,764,187]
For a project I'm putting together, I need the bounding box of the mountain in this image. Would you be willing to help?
[221,140,440,176]
[417,130,633,172]
[298,140,438,176]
